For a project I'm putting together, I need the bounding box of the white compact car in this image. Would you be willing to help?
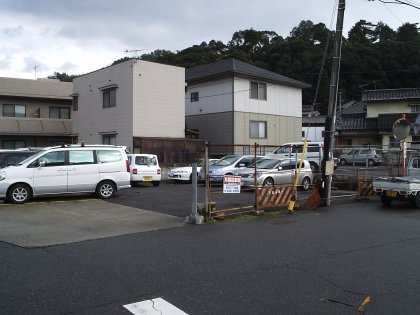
[127,154,161,186]
[168,159,218,183]
[0,144,131,204]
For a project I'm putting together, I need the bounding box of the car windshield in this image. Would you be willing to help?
[252,159,281,169]
[214,155,241,166]
[18,150,45,165]
[273,146,290,154]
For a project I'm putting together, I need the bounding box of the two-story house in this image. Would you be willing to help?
[185,58,311,154]
[0,77,75,149]
[72,59,205,163]
[336,88,420,150]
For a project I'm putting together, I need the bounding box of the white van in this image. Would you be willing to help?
[266,142,324,171]
[0,144,131,204]
[127,154,161,186]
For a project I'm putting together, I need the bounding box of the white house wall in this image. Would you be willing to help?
[366,101,411,118]
[233,77,302,117]
[186,78,233,115]
[302,126,324,142]
[132,61,185,138]
[73,61,134,149]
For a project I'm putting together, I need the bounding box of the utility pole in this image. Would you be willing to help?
[321,0,345,206]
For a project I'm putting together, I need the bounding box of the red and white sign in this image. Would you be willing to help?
[223,175,241,193]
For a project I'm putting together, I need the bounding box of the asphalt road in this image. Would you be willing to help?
[2,193,420,314]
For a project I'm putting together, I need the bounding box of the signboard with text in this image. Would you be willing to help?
[223,175,241,194]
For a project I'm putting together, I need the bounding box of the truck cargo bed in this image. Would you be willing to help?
[373,176,420,191]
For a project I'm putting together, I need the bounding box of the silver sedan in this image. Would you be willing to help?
[235,158,313,190]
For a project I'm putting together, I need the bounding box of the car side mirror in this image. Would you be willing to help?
[39,161,46,168]
[238,163,245,168]
[278,166,283,170]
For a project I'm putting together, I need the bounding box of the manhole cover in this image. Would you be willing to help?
[325,289,371,311]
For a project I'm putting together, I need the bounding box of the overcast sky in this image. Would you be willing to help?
[1,0,419,79]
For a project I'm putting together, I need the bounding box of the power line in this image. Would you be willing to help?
[368,0,420,10]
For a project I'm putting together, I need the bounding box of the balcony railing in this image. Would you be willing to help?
[0,117,73,135]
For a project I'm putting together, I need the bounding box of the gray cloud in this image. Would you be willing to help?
[23,56,49,74]
[3,25,24,37]
[1,0,419,78]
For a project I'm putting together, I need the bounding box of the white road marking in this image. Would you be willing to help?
[123,297,188,315]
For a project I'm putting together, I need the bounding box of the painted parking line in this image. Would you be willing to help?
[0,198,98,206]
[123,298,188,315]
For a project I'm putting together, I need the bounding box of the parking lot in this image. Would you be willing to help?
[0,169,375,248]
[5,173,420,314]
[0,180,263,247]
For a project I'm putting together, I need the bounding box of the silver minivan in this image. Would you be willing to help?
[339,148,382,166]
[0,144,131,204]
[266,142,324,171]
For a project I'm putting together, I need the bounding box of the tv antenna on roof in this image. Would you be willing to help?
[124,49,148,58]
[34,64,39,79]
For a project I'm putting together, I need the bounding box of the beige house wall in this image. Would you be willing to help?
[73,59,185,151]
[132,61,185,138]
[0,77,74,148]
[234,112,301,147]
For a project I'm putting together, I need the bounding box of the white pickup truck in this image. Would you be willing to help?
[373,155,420,207]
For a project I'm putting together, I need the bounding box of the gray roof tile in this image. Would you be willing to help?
[338,101,366,115]
[186,58,310,89]
[362,88,420,102]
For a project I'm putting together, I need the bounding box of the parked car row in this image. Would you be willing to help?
[168,159,218,183]
[0,141,383,204]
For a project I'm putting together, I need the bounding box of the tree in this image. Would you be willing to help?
[48,72,79,82]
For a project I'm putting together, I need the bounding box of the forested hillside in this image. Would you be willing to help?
[137,20,420,114]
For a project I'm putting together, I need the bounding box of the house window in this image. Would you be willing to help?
[250,82,267,100]
[191,92,199,102]
[72,96,78,111]
[102,134,116,145]
[410,104,420,113]
[49,107,70,119]
[103,88,117,108]
[3,104,26,117]
[250,121,267,139]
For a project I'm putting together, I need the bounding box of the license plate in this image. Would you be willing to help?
[386,191,397,197]
[143,176,152,181]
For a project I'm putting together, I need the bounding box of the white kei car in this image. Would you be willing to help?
[168,159,218,183]
[127,154,161,187]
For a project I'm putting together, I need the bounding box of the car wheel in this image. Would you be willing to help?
[7,183,32,204]
[368,159,375,167]
[96,180,116,199]
[381,194,392,207]
[263,177,274,187]
[415,192,420,209]
[301,177,311,191]
[152,181,160,187]
[339,159,347,166]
